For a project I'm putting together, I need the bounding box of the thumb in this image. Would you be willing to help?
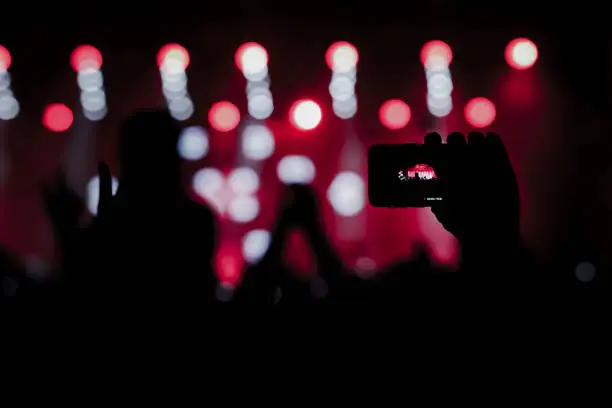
[97,161,113,217]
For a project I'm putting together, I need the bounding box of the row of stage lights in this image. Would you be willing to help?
[0,38,538,128]
[0,39,539,288]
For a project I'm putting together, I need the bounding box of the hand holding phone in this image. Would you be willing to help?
[368,132,520,250]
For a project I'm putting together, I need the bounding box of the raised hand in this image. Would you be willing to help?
[427,132,521,274]
[284,184,320,229]
[428,131,519,243]
[95,161,114,223]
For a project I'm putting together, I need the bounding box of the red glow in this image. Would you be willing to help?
[325,41,359,73]
[465,97,496,128]
[70,45,103,72]
[379,99,411,129]
[290,99,322,131]
[157,43,190,72]
[209,101,240,132]
[420,40,453,68]
[0,45,11,71]
[43,104,74,133]
[235,42,268,71]
[215,249,242,287]
[505,38,538,70]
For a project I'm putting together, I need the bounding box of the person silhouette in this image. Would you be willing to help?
[84,110,218,307]
[237,184,371,304]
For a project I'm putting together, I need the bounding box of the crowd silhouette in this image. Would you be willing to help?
[0,109,572,312]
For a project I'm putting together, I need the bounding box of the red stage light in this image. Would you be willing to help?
[235,42,268,72]
[379,99,411,130]
[505,38,538,70]
[420,40,453,69]
[325,41,359,73]
[157,43,190,73]
[0,45,11,71]
[464,97,496,128]
[43,104,74,132]
[209,101,240,132]
[290,99,322,131]
[71,45,103,72]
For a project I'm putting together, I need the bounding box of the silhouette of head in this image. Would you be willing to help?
[118,110,182,196]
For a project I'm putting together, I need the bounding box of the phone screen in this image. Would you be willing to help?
[368,143,445,207]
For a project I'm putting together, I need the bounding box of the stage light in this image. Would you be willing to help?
[329,75,356,101]
[241,124,275,161]
[71,45,107,121]
[421,40,452,70]
[237,43,274,119]
[332,97,358,119]
[43,103,74,132]
[327,171,366,217]
[465,97,496,128]
[0,94,19,120]
[326,41,359,74]
[157,45,193,121]
[157,43,190,74]
[209,101,240,132]
[192,167,226,213]
[228,167,260,196]
[379,99,411,130]
[242,229,271,264]
[228,195,259,223]
[277,155,316,184]
[575,262,596,283]
[235,42,269,81]
[290,99,322,131]
[0,46,12,72]
[0,45,19,120]
[71,45,103,72]
[216,251,241,287]
[505,38,538,70]
[422,42,454,118]
[178,126,209,160]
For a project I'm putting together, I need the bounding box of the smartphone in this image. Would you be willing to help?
[368,143,446,207]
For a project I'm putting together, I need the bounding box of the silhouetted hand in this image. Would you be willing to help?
[428,132,520,271]
[284,184,320,229]
[94,161,114,225]
[41,170,84,236]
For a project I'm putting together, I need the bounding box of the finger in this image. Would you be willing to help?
[430,203,452,231]
[484,132,519,202]
[446,132,466,146]
[424,132,442,145]
[98,161,113,215]
[483,132,511,162]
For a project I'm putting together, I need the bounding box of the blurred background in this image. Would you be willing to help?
[0,0,610,287]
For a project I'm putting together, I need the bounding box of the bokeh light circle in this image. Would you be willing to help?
[379,99,411,130]
[235,42,268,73]
[464,97,496,128]
[325,41,359,73]
[0,45,12,71]
[505,38,538,70]
[157,43,190,73]
[43,104,74,132]
[420,40,453,69]
[71,45,103,72]
[209,101,240,132]
[290,99,322,131]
